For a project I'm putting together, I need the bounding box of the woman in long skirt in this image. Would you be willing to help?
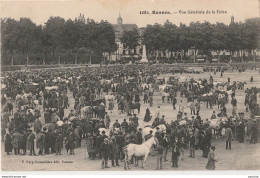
[206,146,217,170]
[144,108,151,122]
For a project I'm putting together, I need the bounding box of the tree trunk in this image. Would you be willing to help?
[253,49,256,62]
[194,49,197,63]
[217,51,220,63]
[11,51,14,65]
[43,53,46,65]
[229,51,232,63]
[180,50,183,62]
[241,50,244,63]
[58,54,61,65]
[75,54,78,64]
[26,53,29,66]
[89,53,92,64]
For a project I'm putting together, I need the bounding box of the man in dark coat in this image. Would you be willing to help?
[121,119,128,134]
[27,110,35,123]
[43,128,50,154]
[36,130,46,155]
[100,138,111,169]
[55,132,63,155]
[189,133,195,158]
[19,131,27,155]
[5,132,12,155]
[251,120,258,143]
[11,130,20,155]
[171,137,180,168]
[200,132,210,158]
[67,129,76,155]
[237,122,245,143]
[136,128,143,144]
[225,125,232,150]
[85,122,94,138]
[110,137,120,167]
[28,130,36,156]
[116,131,125,161]
[95,131,103,158]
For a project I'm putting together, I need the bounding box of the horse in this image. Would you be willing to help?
[209,117,228,139]
[129,102,140,115]
[80,106,93,119]
[123,136,158,170]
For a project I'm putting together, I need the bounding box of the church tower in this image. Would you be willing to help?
[117,12,123,25]
[231,15,234,24]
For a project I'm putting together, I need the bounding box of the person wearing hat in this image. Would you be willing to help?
[94,130,103,159]
[237,121,245,143]
[160,115,166,125]
[101,130,108,140]
[27,129,36,156]
[172,95,177,110]
[55,131,63,155]
[162,133,170,162]
[85,122,94,139]
[189,132,195,158]
[68,110,74,119]
[206,146,217,170]
[116,131,125,161]
[155,140,164,170]
[4,130,12,156]
[225,125,232,150]
[86,133,95,159]
[100,138,111,169]
[171,137,180,168]
[250,120,258,144]
[104,112,110,129]
[190,100,195,115]
[67,129,76,155]
[195,100,200,115]
[36,130,45,155]
[110,137,120,167]
[121,119,129,134]
[133,114,139,129]
[137,128,143,144]
[113,119,121,129]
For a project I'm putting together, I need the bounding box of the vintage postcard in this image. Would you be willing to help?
[0,0,260,173]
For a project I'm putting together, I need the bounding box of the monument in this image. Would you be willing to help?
[140,45,148,63]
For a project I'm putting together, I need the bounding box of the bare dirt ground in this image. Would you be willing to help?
[1,69,260,171]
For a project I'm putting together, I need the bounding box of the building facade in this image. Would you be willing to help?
[109,14,143,61]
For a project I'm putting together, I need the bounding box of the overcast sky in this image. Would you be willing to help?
[1,0,259,27]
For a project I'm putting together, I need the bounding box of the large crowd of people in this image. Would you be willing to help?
[1,64,260,170]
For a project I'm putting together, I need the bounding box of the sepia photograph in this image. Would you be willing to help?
[0,0,260,173]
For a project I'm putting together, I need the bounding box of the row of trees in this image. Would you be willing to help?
[121,18,260,62]
[1,16,117,65]
[1,16,260,65]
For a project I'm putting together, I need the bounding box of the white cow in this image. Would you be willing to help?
[158,84,171,92]
[98,128,110,137]
[104,95,115,101]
